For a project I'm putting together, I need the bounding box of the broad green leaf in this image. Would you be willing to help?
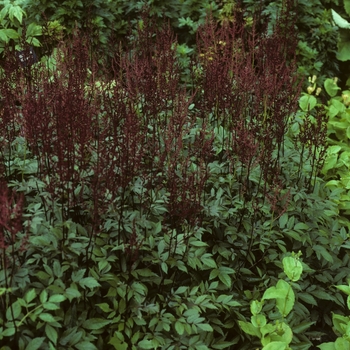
[1,327,16,337]
[138,339,154,349]
[332,9,350,29]
[45,324,58,345]
[26,23,42,37]
[79,277,101,289]
[279,213,288,229]
[275,280,295,317]
[65,287,81,301]
[238,321,261,337]
[282,256,303,282]
[25,289,36,304]
[317,343,336,350]
[39,313,56,323]
[75,341,98,350]
[299,95,317,111]
[83,318,111,330]
[40,290,48,304]
[48,294,66,303]
[4,28,20,40]
[197,323,213,332]
[6,301,21,320]
[218,273,231,288]
[251,314,267,328]
[262,341,288,350]
[96,303,112,312]
[335,337,350,350]
[175,321,185,335]
[0,29,9,43]
[25,337,45,350]
[174,286,187,294]
[250,300,263,315]
[336,285,350,295]
[72,269,86,282]
[324,78,341,97]
[9,5,23,24]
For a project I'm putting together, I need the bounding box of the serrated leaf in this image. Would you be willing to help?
[39,313,56,323]
[45,324,57,345]
[4,28,20,40]
[175,321,184,335]
[25,337,45,350]
[138,339,154,349]
[40,290,48,304]
[48,294,66,303]
[82,318,111,330]
[65,287,81,301]
[197,323,213,332]
[75,341,98,350]
[25,289,36,304]
[6,301,21,320]
[2,327,16,337]
[79,277,100,289]
[298,292,317,306]
[218,273,231,288]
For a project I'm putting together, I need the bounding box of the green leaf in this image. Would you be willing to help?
[298,292,317,306]
[75,341,98,350]
[82,318,111,330]
[138,339,154,349]
[313,245,333,263]
[39,313,56,323]
[335,285,350,295]
[292,321,315,334]
[299,95,317,111]
[40,290,48,304]
[197,323,213,332]
[317,343,336,350]
[25,289,36,304]
[218,273,231,288]
[26,23,42,37]
[282,256,303,282]
[324,78,340,97]
[175,321,185,335]
[1,327,16,337]
[4,28,20,40]
[79,277,101,289]
[238,321,260,337]
[96,303,112,312]
[25,338,45,350]
[275,280,295,317]
[332,10,350,29]
[72,269,86,282]
[48,294,66,303]
[9,5,23,24]
[45,324,58,345]
[174,286,188,294]
[6,301,21,320]
[262,341,288,350]
[279,213,288,229]
[65,286,81,301]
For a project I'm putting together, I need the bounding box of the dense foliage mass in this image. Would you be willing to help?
[1,0,350,350]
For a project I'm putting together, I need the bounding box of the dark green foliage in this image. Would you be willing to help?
[0,1,349,350]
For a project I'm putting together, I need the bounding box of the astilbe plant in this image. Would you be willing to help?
[0,3,336,348]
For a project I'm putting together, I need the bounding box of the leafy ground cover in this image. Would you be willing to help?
[1,1,350,350]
